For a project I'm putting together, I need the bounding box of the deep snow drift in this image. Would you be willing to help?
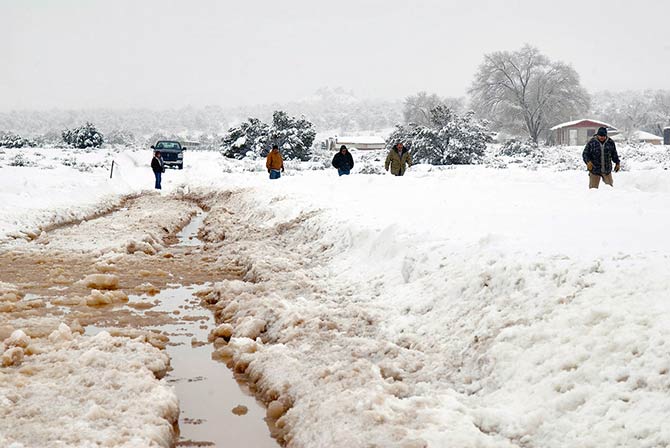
[195,168,670,447]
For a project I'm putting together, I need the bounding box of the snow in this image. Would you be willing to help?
[233,135,247,147]
[0,324,178,447]
[0,147,146,243]
[2,144,670,446]
[612,130,663,142]
[193,167,670,446]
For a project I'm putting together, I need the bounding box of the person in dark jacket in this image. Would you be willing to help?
[151,150,164,190]
[385,142,412,176]
[582,127,620,189]
[332,145,354,176]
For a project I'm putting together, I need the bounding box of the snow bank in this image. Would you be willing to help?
[0,324,178,447]
[199,166,670,447]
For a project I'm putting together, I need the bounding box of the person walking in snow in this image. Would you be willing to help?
[266,144,284,179]
[385,142,412,176]
[582,127,620,189]
[332,145,354,176]
[151,150,164,190]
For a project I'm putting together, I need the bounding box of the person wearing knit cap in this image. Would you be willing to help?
[582,127,620,189]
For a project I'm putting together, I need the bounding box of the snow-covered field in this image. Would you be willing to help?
[1,144,670,447]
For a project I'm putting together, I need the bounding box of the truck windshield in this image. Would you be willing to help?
[155,141,181,150]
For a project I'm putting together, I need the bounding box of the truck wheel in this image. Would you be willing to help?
[178,164,183,170]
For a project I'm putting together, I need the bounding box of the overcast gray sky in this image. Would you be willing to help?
[1,0,668,111]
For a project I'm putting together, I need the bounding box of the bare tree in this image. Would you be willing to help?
[403,92,464,126]
[469,45,590,142]
[591,89,670,136]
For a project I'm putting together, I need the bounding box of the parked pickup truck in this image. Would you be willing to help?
[151,140,186,169]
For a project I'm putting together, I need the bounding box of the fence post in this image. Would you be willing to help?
[110,160,115,179]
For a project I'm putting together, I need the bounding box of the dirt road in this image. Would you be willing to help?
[0,190,280,447]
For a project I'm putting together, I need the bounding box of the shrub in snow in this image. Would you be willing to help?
[60,156,78,167]
[500,138,540,157]
[62,122,104,148]
[0,132,32,148]
[221,118,269,160]
[221,111,316,161]
[499,138,546,163]
[386,106,490,165]
[619,144,670,170]
[9,153,35,167]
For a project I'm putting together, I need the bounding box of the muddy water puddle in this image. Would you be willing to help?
[86,285,278,447]
[177,211,206,247]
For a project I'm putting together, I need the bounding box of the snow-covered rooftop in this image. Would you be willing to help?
[550,119,616,131]
[336,136,386,145]
[612,130,663,141]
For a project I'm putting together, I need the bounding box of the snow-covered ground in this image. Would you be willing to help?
[1,144,670,446]
[0,324,178,447]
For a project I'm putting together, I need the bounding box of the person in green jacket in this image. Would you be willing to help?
[385,142,412,176]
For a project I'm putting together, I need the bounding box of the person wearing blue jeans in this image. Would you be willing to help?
[266,144,284,179]
[332,145,354,176]
[151,151,164,189]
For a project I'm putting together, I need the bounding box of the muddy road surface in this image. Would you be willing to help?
[0,191,280,447]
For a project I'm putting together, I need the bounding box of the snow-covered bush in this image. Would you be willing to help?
[0,132,32,148]
[9,153,35,167]
[355,150,386,174]
[500,138,540,157]
[221,118,269,160]
[386,106,490,165]
[62,122,104,149]
[221,111,316,161]
[619,144,670,170]
[60,156,78,167]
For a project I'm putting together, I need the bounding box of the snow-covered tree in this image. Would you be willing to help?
[221,111,315,160]
[62,122,104,148]
[469,45,590,143]
[591,89,670,136]
[266,111,316,161]
[220,118,269,159]
[387,106,490,165]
